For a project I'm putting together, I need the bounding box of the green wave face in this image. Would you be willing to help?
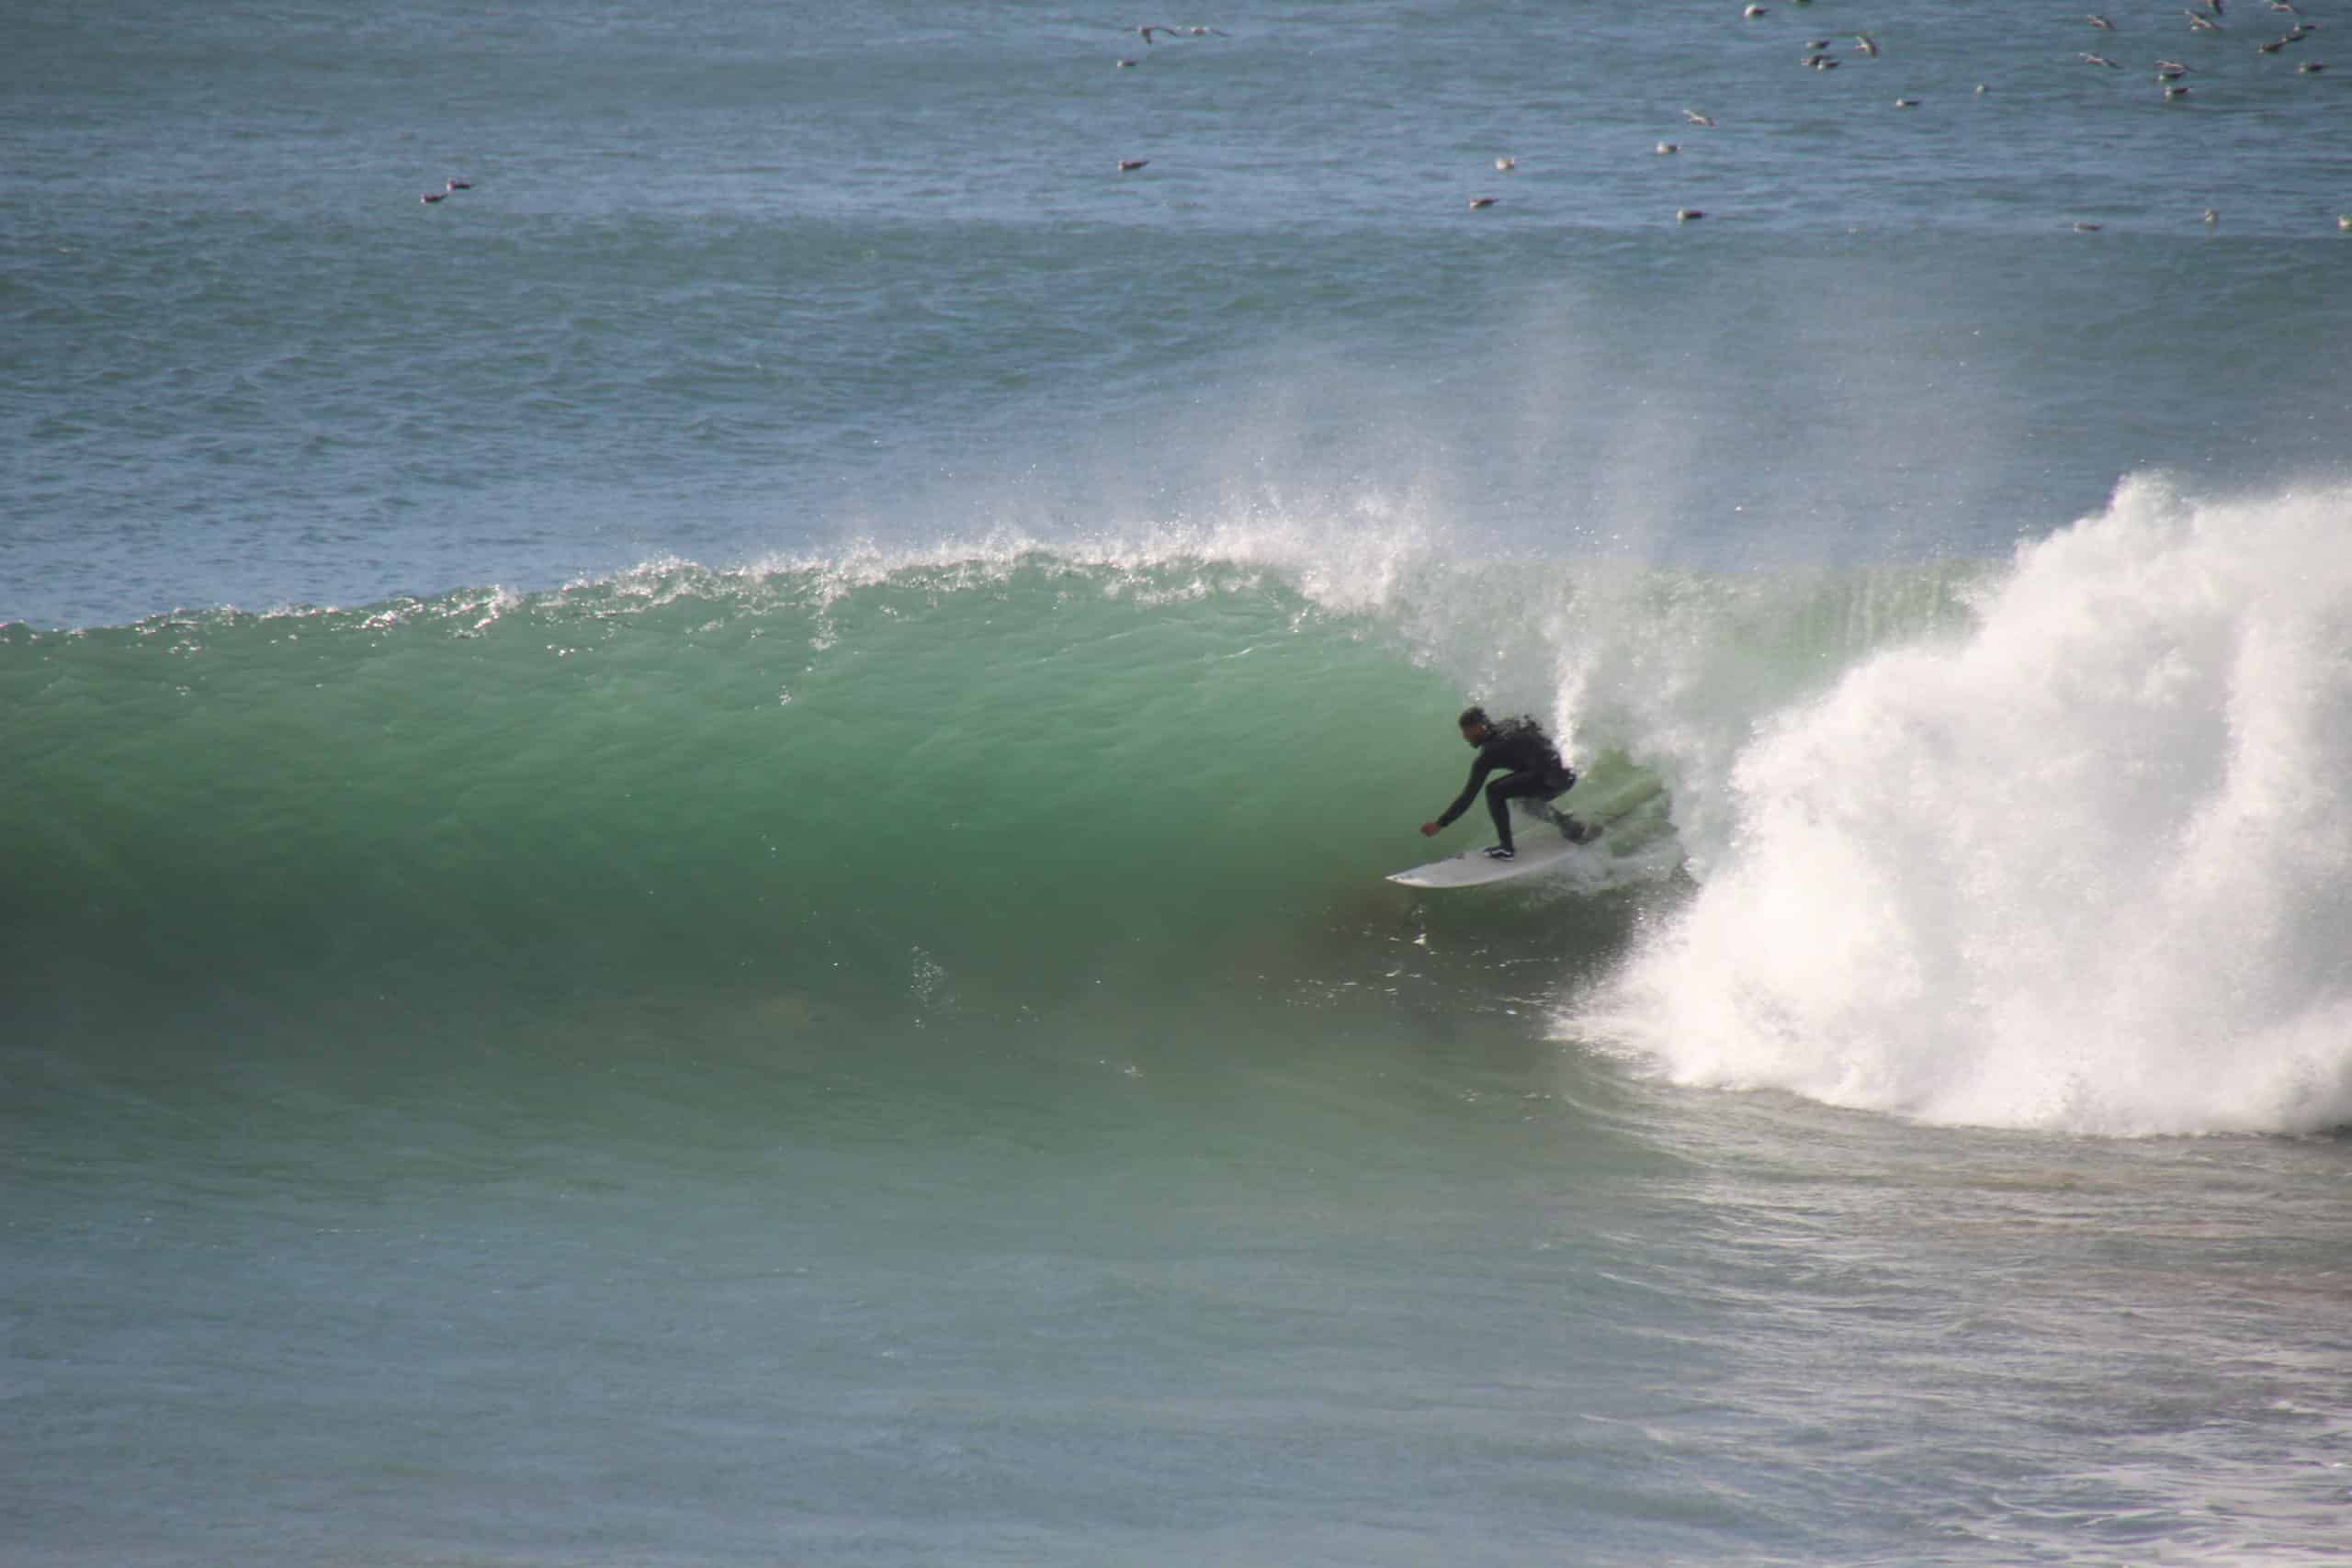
[3,555,1491,1023]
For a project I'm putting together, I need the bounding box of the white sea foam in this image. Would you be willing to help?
[1571,475,2352,1135]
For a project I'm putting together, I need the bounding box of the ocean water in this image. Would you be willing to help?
[6,3,2352,1564]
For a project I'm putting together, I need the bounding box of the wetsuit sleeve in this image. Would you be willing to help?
[1436,756,1497,829]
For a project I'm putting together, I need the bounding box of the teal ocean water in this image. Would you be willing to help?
[7,4,2352,1564]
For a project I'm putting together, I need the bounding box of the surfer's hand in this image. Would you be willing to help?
[1419,821,1441,838]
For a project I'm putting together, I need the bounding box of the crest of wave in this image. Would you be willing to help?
[1570,475,2352,1136]
[729,483,1444,615]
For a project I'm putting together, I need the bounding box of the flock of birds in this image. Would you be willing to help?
[413,8,2346,231]
[1094,3,2348,232]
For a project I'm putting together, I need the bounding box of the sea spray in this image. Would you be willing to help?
[1571,476,2352,1136]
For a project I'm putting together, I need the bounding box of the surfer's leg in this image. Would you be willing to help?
[1487,772,1552,852]
[1483,777,1518,852]
[1531,768,1591,840]
[1497,769,1593,844]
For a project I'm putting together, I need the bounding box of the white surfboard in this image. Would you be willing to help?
[1387,823,1600,889]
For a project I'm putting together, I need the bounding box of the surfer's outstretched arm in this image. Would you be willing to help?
[1427,759,1497,834]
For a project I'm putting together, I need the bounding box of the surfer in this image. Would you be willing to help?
[1419,705,1593,861]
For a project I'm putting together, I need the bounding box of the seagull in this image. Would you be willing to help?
[1116,57,1137,67]
[2156,60,2191,75]
[1135,25,1180,44]
[2204,209,2220,223]
[2074,220,2104,231]
[420,191,446,204]
[2339,215,2351,230]
[1495,156,1517,172]
[1745,5,1769,17]
[2187,10,2222,30]
[1469,197,1498,209]
[2300,59,2327,71]
[1856,32,1881,56]
[1182,27,1229,37]
[2081,51,2121,66]
[1894,96,1920,107]
[445,179,471,192]
[1676,208,1705,221]
[2165,82,2191,96]
[1655,141,1679,153]
[2088,14,2116,28]
[1684,108,1716,126]
[1811,55,1840,69]
[1118,158,1149,171]
[2260,38,2285,50]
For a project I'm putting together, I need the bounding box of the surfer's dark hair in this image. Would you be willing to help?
[1457,705,1489,728]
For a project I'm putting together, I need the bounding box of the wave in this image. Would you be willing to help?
[1571,475,2352,1137]
[1,513,1939,1029]
[20,478,2343,1136]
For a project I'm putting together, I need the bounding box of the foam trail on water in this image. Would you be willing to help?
[1571,475,2352,1136]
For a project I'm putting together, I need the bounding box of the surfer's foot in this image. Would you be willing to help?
[1483,844,1516,861]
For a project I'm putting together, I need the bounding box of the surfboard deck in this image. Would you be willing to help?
[1387,822,1601,889]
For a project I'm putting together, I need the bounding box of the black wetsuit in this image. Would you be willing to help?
[1435,718,1577,852]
